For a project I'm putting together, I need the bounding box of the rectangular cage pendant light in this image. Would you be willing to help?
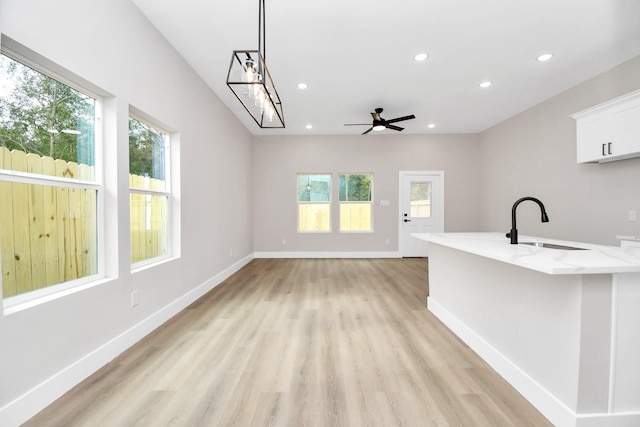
[226,0,284,129]
[226,49,284,128]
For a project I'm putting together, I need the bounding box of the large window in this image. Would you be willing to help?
[339,173,373,232]
[129,115,170,265]
[0,52,101,303]
[297,173,331,232]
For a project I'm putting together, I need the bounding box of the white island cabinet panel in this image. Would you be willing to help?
[612,272,640,412]
[413,232,640,427]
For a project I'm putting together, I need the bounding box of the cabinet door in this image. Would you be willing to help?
[576,112,611,163]
[575,92,640,163]
[612,99,640,158]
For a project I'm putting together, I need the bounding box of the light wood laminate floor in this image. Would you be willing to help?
[25,258,552,426]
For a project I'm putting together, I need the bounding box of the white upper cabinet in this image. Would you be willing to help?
[572,90,640,163]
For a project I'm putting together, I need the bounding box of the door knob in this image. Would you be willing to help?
[404,219,411,222]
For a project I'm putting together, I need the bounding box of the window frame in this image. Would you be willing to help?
[338,173,374,233]
[1,39,106,311]
[296,173,332,233]
[128,111,172,269]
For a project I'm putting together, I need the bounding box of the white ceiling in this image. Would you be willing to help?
[131,0,640,136]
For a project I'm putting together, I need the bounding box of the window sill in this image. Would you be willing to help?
[3,276,116,316]
[131,255,180,274]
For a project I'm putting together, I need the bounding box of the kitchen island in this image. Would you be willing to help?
[412,232,640,427]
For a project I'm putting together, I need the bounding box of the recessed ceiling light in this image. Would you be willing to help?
[427,123,436,129]
[305,124,313,129]
[537,53,553,62]
[414,53,428,62]
[297,83,308,89]
[479,81,492,88]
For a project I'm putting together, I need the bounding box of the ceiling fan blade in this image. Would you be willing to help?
[385,114,416,124]
[386,124,404,131]
[362,127,374,135]
[344,123,371,126]
[370,112,381,121]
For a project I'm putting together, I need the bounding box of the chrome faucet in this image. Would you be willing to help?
[506,197,549,244]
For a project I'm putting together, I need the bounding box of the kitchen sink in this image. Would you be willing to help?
[520,242,588,250]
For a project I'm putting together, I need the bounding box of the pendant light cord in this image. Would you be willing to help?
[258,0,265,62]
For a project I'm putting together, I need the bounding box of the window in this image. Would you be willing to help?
[0,51,101,303]
[339,173,373,232]
[297,173,331,232]
[129,114,170,265]
[410,182,431,217]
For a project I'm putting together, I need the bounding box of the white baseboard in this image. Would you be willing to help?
[254,251,402,258]
[427,297,640,427]
[0,254,254,427]
[575,412,640,427]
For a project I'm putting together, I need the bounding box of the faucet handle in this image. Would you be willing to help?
[505,232,511,238]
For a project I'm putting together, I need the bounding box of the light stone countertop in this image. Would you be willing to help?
[412,232,640,275]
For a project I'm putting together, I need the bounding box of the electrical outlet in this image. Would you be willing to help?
[629,210,637,222]
[282,238,287,245]
[131,290,139,307]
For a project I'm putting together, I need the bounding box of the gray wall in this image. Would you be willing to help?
[253,55,640,253]
[478,55,640,245]
[0,0,253,423]
[253,134,482,253]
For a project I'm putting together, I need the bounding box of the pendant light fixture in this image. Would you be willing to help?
[226,0,285,128]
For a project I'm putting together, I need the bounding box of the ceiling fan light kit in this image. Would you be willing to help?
[344,107,416,135]
[226,0,285,128]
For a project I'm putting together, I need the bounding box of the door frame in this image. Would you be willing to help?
[398,171,445,257]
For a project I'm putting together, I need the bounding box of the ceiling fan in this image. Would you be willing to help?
[344,107,416,134]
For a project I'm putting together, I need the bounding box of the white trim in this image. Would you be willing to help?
[0,170,99,188]
[571,89,640,119]
[3,275,112,315]
[254,251,401,259]
[427,297,640,427]
[427,297,575,426]
[0,254,253,427]
[574,412,640,427]
[1,34,112,98]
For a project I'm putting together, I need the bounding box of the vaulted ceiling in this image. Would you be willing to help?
[132,0,640,135]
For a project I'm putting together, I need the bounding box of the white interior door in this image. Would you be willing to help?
[399,171,444,257]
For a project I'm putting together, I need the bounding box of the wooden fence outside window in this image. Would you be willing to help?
[0,147,165,299]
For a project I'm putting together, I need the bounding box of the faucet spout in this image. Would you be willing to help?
[507,197,549,244]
